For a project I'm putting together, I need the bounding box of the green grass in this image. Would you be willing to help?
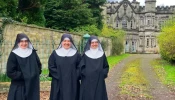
[40,69,51,81]
[119,59,152,99]
[107,54,130,69]
[41,68,49,75]
[0,74,11,82]
[151,59,175,88]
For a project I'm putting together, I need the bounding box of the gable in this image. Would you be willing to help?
[115,0,136,21]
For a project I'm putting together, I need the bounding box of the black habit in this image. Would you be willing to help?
[79,36,109,100]
[6,33,41,100]
[48,33,81,100]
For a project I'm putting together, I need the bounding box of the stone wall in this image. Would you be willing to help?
[0,21,112,73]
[0,19,3,40]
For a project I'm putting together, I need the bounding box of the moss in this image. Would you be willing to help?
[119,59,152,99]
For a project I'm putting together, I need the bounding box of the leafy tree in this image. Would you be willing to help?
[84,0,106,29]
[0,0,46,26]
[158,18,175,62]
[0,0,18,18]
[16,0,47,26]
[45,0,95,31]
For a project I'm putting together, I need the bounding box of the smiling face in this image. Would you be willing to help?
[90,39,99,49]
[18,39,29,49]
[62,38,71,49]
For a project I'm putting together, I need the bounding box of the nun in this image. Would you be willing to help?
[6,33,42,100]
[48,33,81,100]
[79,36,109,100]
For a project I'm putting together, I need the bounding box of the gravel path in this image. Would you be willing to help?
[106,54,140,100]
[140,54,175,100]
[106,54,175,100]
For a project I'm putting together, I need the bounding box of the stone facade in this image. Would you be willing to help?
[102,0,175,53]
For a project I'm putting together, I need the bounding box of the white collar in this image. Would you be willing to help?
[12,47,33,58]
[55,48,77,57]
[85,48,104,59]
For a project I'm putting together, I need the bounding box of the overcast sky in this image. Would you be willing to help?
[107,0,175,6]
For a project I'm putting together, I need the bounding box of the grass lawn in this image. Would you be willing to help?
[151,59,175,88]
[107,54,130,69]
[0,74,10,82]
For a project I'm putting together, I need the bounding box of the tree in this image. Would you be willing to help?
[0,0,46,26]
[0,0,18,18]
[45,0,96,31]
[16,0,47,26]
[84,0,106,29]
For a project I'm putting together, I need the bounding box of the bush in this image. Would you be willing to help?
[70,25,101,36]
[111,37,124,55]
[101,24,125,55]
[158,18,175,62]
[101,39,107,51]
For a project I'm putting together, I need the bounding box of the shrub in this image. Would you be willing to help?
[101,24,125,55]
[158,18,175,62]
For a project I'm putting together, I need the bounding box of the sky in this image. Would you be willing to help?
[107,0,175,6]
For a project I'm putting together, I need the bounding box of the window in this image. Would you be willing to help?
[159,21,164,29]
[122,20,127,29]
[151,38,154,48]
[140,18,144,26]
[140,38,142,45]
[147,20,150,25]
[131,21,133,29]
[147,38,149,47]
[116,21,119,27]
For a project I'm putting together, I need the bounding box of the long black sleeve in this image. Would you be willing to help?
[76,53,82,80]
[78,54,86,79]
[103,54,109,78]
[6,52,23,80]
[35,51,42,74]
[48,51,59,79]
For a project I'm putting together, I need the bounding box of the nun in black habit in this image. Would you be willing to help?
[48,33,81,100]
[79,36,109,100]
[6,33,42,100]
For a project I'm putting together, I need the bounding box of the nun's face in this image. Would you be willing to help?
[18,40,29,49]
[62,39,71,49]
[90,41,98,49]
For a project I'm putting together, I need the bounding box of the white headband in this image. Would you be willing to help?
[21,38,28,41]
[91,39,98,42]
[64,38,70,40]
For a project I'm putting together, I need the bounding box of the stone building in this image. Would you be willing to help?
[102,0,175,53]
